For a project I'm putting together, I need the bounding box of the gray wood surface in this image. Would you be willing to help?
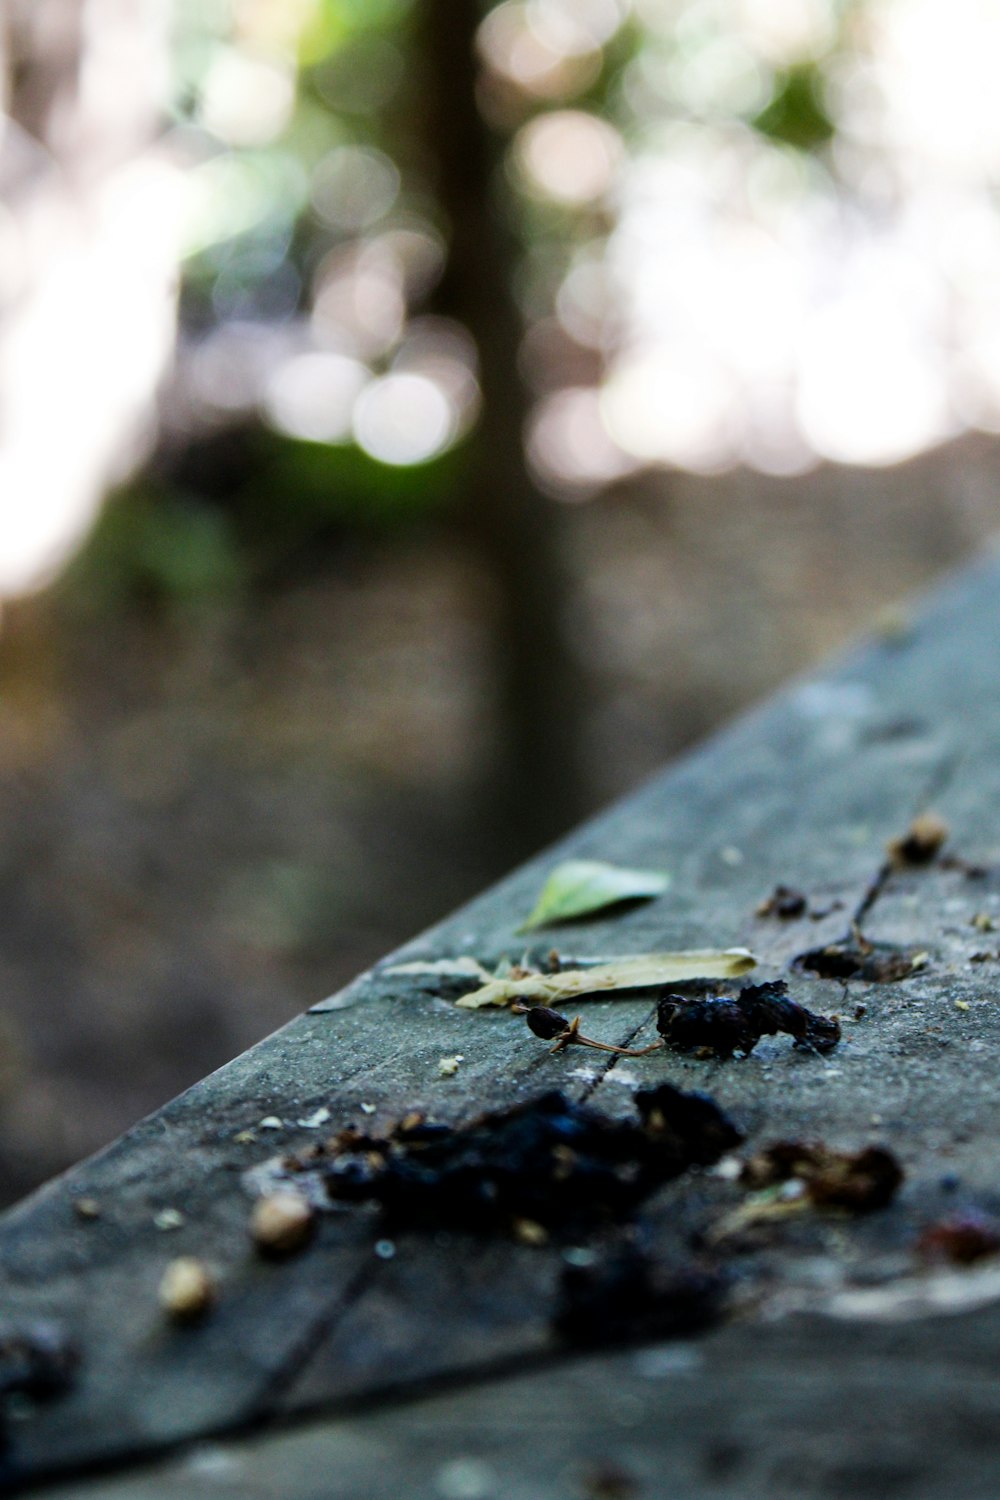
[6,551,1000,1495]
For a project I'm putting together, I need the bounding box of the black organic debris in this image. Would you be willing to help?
[300,1087,742,1235]
[554,1246,724,1346]
[0,1321,79,1402]
[741,1140,904,1211]
[793,940,917,982]
[656,980,840,1059]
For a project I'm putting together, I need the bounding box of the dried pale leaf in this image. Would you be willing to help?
[386,957,495,982]
[519,859,670,932]
[455,948,756,1009]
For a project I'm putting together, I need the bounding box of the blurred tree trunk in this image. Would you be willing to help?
[416,0,588,863]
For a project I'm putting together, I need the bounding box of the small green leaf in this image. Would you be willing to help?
[519,859,670,931]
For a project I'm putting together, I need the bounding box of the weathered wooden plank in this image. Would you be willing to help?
[39,1300,1000,1500]
[4,553,1000,1492]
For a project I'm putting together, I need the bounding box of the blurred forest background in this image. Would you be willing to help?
[2,0,1000,1205]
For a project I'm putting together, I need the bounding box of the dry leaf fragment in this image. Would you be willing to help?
[386,956,495,982]
[519,859,670,931]
[455,948,756,1009]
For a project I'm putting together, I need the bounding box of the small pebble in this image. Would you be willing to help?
[251,1193,315,1256]
[159,1257,215,1322]
[72,1198,101,1221]
[438,1055,464,1077]
[360,1103,376,1115]
[259,1117,283,1131]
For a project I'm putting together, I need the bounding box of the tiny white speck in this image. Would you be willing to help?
[435,1457,495,1500]
[562,1246,597,1267]
[297,1107,331,1128]
[708,1155,742,1181]
[632,1344,703,1379]
[153,1208,185,1232]
[259,1117,283,1130]
[360,1102,376,1115]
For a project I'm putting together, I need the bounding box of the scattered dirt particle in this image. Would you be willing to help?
[887,812,949,867]
[159,1257,215,1322]
[741,1141,903,1212]
[972,912,996,933]
[756,885,807,919]
[579,1459,641,1499]
[917,1213,1000,1266]
[941,855,990,879]
[251,1192,316,1256]
[71,1197,101,1221]
[512,1217,549,1247]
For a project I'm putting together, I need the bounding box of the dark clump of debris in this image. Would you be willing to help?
[0,1320,79,1451]
[554,1246,725,1347]
[301,1086,743,1236]
[793,938,917,983]
[756,885,808,919]
[656,980,840,1059]
[916,1212,1000,1266]
[887,812,949,867]
[0,1322,79,1403]
[742,1140,904,1211]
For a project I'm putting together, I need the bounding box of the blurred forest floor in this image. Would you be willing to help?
[1,433,1000,1205]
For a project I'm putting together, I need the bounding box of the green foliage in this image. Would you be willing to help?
[519,859,671,931]
[752,65,835,152]
[61,491,244,612]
